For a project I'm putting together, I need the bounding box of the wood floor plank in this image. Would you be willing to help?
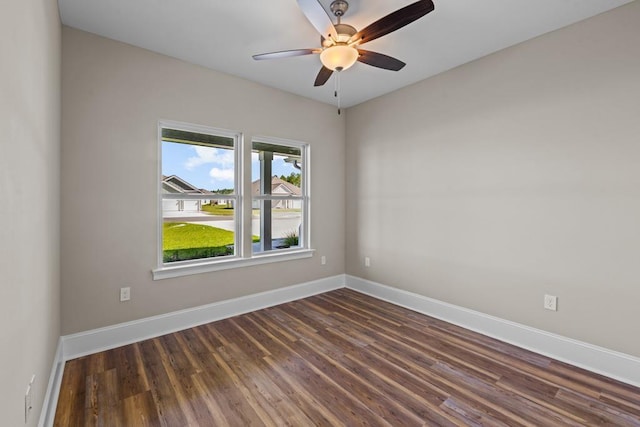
[110,344,149,401]
[55,357,87,427]
[245,315,377,426]
[153,336,218,425]
[54,288,640,426]
[556,388,640,426]
[121,391,160,427]
[212,344,281,426]
[85,368,122,427]
[216,343,315,426]
[137,339,191,427]
[290,338,426,426]
[189,355,264,426]
[495,373,590,424]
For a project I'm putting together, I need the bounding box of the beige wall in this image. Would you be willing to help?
[0,1,634,421]
[0,0,61,425]
[61,27,345,334]
[346,2,640,357]
[60,0,640,360]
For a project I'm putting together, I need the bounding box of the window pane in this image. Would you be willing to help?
[163,201,236,262]
[252,140,304,253]
[162,128,236,263]
[252,206,302,253]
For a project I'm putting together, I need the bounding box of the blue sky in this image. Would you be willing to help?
[162,142,299,191]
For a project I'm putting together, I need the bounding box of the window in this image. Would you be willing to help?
[154,121,312,279]
[160,124,240,264]
[252,138,308,254]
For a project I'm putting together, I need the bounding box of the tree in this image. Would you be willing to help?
[213,188,234,194]
[212,188,234,206]
[279,172,301,187]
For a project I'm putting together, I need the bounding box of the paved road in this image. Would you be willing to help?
[164,211,300,239]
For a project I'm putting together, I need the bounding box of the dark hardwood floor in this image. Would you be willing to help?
[54,289,640,426]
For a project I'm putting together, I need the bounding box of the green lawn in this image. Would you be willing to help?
[201,203,235,216]
[201,203,301,216]
[164,222,234,250]
[163,222,233,262]
[163,222,258,262]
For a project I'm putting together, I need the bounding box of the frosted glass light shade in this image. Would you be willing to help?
[320,45,358,71]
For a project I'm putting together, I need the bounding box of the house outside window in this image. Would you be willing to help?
[154,121,312,280]
[252,138,309,254]
[160,124,240,264]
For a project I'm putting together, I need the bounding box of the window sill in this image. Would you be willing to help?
[152,249,315,280]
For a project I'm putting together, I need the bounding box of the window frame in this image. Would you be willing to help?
[153,121,313,280]
[251,136,310,256]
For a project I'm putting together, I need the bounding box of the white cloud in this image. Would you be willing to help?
[185,146,234,170]
[209,167,234,182]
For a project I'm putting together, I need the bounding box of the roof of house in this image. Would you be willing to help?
[163,174,299,196]
[163,175,214,195]
[252,176,301,196]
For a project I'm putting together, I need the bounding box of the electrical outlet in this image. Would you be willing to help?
[120,287,131,302]
[25,375,35,423]
[321,255,326,265]
[364,256,371,267]
[544,294,557,311]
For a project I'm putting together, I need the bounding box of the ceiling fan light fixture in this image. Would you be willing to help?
[320,44,358,71]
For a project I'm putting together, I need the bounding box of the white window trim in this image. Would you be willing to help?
[153,121,313,280]
[152,249,315,280]
[252,135,311,252]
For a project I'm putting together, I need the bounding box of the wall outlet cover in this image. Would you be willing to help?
[120,287,131,302]
[544,294,558,311]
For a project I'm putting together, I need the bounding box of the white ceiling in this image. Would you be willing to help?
[58,0,633,108]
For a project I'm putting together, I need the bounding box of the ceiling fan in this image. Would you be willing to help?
[253,0,435,87]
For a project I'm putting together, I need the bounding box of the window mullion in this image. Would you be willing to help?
[259,150,273,252]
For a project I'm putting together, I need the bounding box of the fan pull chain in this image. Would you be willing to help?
[335,71,341,115]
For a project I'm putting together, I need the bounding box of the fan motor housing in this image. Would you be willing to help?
[322,23,356,46]
[335,23,357,37]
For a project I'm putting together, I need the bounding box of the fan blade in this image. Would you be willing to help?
[350,0,434,45]
[297,0,338,40]
[314,66,333,87]
[253,49,319,61]
[357,50,406,71]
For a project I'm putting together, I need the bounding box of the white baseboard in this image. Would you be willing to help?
[42,273,639,426]
[62,274,346,360]
[38,338,64,427]
[346,275,640,388]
